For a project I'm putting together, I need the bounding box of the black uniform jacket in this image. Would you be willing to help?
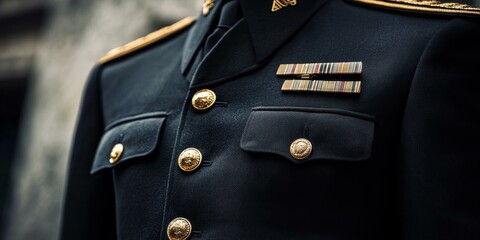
[60,0,480,239]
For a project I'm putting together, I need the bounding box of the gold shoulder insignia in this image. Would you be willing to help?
[349,0,480,17]
[100,16,196,64]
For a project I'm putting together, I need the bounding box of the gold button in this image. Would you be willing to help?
[167,217,192,240]
[178,148,202,172]
[109,143,124,164]
[192,89,216,110]
[290,138,312,160]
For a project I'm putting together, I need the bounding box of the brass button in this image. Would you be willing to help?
[192,89,216,110]
[167,217,192,240]
[290,138,312,160]
[109,143,124,164]
[178,148,202,172]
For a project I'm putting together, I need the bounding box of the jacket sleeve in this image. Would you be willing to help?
[60,65,116,240]
[400,18,480,239]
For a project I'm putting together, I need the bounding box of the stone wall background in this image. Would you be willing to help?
[1,0,199,239]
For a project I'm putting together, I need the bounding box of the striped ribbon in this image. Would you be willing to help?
[281,80,361,94]
[277,62,362,76]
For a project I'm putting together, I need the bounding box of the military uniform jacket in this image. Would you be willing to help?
[61,0,480,239]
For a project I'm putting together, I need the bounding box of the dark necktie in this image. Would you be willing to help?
[203,0,242,56]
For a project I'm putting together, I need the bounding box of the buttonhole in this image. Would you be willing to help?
[202,161,212,166]
[214,101,229,107]
[191,231,203,237]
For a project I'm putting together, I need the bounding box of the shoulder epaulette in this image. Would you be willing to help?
[100,16,196,64]
[349,0,480,18]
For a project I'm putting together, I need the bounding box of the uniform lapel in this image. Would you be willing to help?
[189,18,257,88]
[184,0,328,88]
[180,0,222,75]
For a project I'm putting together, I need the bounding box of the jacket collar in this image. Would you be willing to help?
[180,0,222,74]
[239,0,327,62]
[181,0,328,87]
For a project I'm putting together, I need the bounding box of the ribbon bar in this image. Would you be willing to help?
[277,62,363,76]
[281,80,361,94]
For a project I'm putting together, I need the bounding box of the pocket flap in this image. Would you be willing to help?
[240,107,375,164]
[91,112,167,174]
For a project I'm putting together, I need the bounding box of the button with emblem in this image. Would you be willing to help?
[167,217,192,240]
[192,89,216,111]
[109,143,124,164]
[178,148,203,172]
[290,138,312,160]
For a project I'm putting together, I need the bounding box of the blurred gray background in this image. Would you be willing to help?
[0,0,199,239]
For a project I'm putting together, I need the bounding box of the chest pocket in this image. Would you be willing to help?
[91,112,167,174]
[240,107,375,164]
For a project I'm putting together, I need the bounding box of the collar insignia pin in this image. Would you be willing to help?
[203,0,215,16]
[272,0,297,12]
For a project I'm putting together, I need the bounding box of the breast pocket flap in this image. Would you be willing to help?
[240,107,375,164]
[91,112,167,174]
